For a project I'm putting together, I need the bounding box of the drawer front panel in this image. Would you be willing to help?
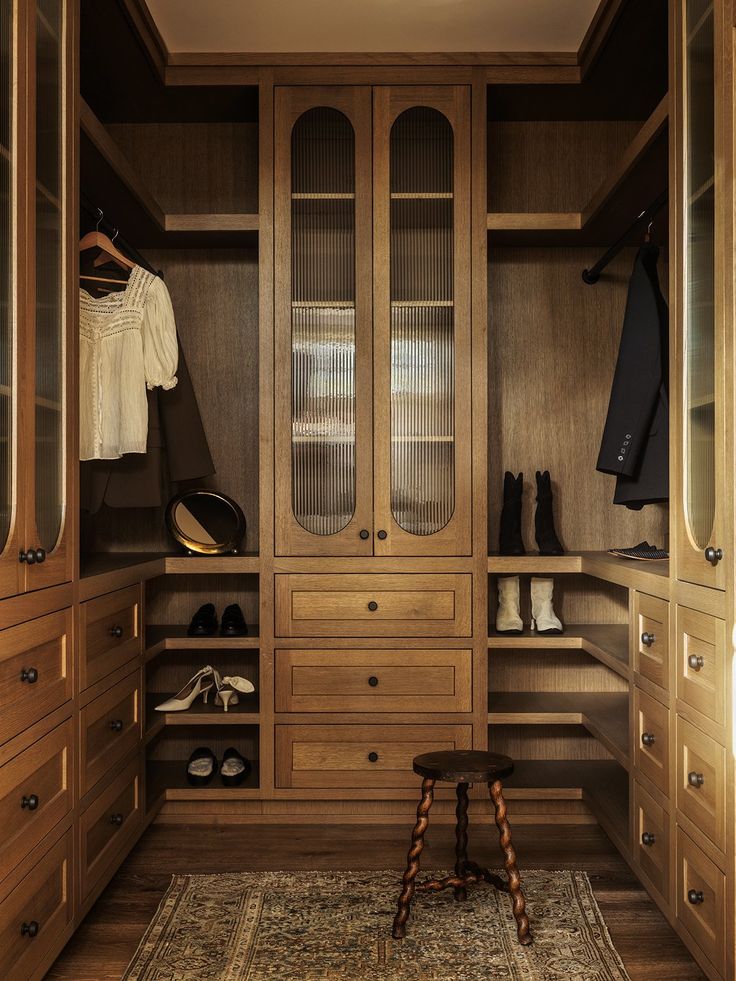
[676,716,725,851]
[275,724,472,787]
[80,585,142,691]
[275,574,472,637]
[0,830,73,981]
[275,649,472,712]
[0,609,72,746]
[0,720,73,887]
[81,758,141,902]
[81,670,141,798]
[634,593,669,691]
[677,827,725,976]
[633,779,669,902]
[634,688,669,795]
[676,607,726,729]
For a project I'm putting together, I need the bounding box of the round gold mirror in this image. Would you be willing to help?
[165,490,246,555]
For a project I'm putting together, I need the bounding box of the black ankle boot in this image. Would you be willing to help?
[535,470,564,555]
[499,471,525,555]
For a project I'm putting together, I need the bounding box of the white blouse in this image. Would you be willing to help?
[80,265,178,460]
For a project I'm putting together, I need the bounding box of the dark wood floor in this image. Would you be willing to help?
[48,823,705,981]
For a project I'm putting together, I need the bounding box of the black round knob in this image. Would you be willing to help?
[377,530,387,540]
[20,667,38,684]
[368,601,378,611]
[110,812,124,827]
[688,889,704,905]
[641,831,656,847]
[688,771,705,788]
[368,676,379,687]
[359,529,370,540]
[641,732,655,747]
[368,752,379,763]
[21,794,39,811]
[21,921,39,937]
[18,547,45,564]
[704,546,723,566]
[109,625,124,638]
[109,719,124,732]
[688,654,705,671]
[641,632,655,647]
[35,548,46,563]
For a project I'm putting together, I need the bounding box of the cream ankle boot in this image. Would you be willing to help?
[530,577,563,634]
[496,576,523,634]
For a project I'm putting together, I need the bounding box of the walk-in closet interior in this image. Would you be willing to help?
[1,0,735,978]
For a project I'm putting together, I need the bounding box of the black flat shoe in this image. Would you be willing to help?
[220,603,248,637]
[220,747,252,787]
[187,603,218,636]
[186,747,218,787]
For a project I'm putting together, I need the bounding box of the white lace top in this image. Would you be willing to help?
[80,265,178,460]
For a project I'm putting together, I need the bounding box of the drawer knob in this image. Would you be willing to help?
[640,632,655,647]
[18,547,45,565]
[109,719,124,732]
[368,752,379,763]
[20,667,38,684]
[20,921,39,938]
[21,794,39,811]
[704,546,723,566]
[377,530,387,540]
[110,812,124,827]
[359,529,370,540]
[688,889,705,905]
[688,771,704,788]
[367,601,378,612]
[641,732,655,747]
[641,831,656,847]
[109,625,124,638]
[688,653,705,671]
[368,676,379,687]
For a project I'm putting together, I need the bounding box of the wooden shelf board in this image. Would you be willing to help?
[147,760,261,801]
[488,623,628,678]
[487,212,581,231]
[145,625,260,661]
[164,213,259,233]
[488,553,584,573]
[146,692,260,725]
[488,550,670,598]
[163,553,260,574]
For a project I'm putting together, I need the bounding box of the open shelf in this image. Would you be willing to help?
[147,760,261,805]
[145,691,259,728]
[164,554,260,574]
[488,623,628,679]
[145,625,260,661]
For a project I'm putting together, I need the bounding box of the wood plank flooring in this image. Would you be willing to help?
[48,823,705,980]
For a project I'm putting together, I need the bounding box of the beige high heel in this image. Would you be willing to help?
[155,665,215,712]
[212,670,255,712]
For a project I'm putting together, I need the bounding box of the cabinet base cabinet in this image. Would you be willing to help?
[633,779,670,907]
[676,827,726,979]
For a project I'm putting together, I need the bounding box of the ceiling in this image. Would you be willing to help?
[144,0,602,54]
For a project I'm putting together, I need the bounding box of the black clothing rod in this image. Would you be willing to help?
[80,193,160,276]
[582,190,668,285]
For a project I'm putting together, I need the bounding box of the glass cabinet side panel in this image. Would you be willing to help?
[389,107,455,536]
[35,0,64,552]
[291,108,357,536]
[0,0,12,551]
[683,0,715,549]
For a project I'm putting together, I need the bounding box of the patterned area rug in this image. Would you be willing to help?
[122,869,630,980]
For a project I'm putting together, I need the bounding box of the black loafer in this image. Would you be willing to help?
[221,747,252,787]
[186,747,218,787]
[187,603,218,636]
[608,541,669,561]
[220,603,248,637]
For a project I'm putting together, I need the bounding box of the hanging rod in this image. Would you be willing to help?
[581,190,668,285]
[80,192,162,277]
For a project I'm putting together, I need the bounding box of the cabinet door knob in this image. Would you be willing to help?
[21,794,39,811]
[18,547,45,565]
[368,752,379,763]
[641,831,656,847]
[640,632,655,647]
[688,771,704,788]
[109,719,124,732]
[368,675,379,687]
[359,529,370,540]
[367,601,378,611]
[21,921,39,937]
[377,530,387,540]
[110,812,124,827]
[20,667,38,684]
[688,653,704,671]
[704,546,723,566]
[641,732,655,747]
[109,625,124,638]
[688,889,704,905]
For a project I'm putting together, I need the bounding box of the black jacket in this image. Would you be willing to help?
[596,243,669,509]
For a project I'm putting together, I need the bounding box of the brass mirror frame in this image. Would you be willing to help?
[165,490,246,555]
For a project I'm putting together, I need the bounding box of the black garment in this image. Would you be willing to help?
[596,243,669,509]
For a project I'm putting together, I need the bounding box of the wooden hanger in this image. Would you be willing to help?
[79,209,135,274]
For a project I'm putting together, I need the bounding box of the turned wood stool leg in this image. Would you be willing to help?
[454,782,469,901]
[392,776,435,939]
[489,779,532,945]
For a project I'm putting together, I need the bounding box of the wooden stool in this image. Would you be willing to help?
[392,749,532,945]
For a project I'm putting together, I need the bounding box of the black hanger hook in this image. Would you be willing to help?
[95,207,103,231]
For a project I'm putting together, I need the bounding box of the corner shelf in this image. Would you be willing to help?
[145,692,260,727]
[147,761,261,805]
[145,625,260,662]
[488,624,629,679]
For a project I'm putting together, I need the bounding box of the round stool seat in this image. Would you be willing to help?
[413,749,514,783]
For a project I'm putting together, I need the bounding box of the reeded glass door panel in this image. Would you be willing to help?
[290,108,357,536]
[34,0,64,552]
[389,108,455,536]
[0,0,14,555]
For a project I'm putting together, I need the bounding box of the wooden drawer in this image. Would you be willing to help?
[634,688,669,796]
[676,716,725,852]
[275,723,472,787]
[633,778,669,903]
[0,609,72,746]
[80,584,142,692]
[677,826,725,977]
[0,830,73,981]
[634,593,669,691]
[80,757,141,902]
[275,574,472,637]
[80,670,141,798]
[0,720,73,887]
[275,648,472,713]
[676,607,726,730]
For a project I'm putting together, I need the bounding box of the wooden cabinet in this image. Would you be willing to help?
[676,606,726,731]
[676,826,726,977]
[80,669,141,799]
[79,585,142,692]
[274,85,471,557]
[633,779,670,904]
[634,688,669,796]
[633,592,669,692]
[676,715,725,853]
